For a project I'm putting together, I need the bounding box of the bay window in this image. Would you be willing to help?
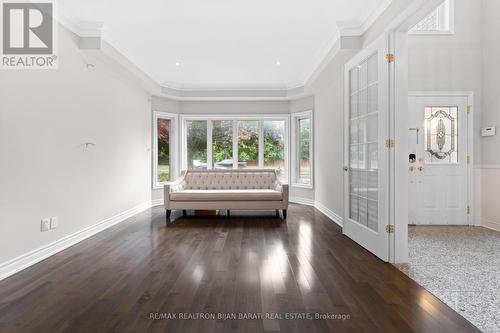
[181,115,288,181]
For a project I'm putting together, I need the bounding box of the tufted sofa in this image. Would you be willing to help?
[164,169,288,221]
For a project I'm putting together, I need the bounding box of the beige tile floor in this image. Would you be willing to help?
[397,226,500,333]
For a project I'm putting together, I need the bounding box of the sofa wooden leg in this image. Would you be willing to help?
[276,209,279,217]
[166,209,171,223]
[182,210,187,217]
[227,209,230,217]
[282,209,287,219]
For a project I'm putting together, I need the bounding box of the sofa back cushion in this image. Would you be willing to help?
[183,170,277,190]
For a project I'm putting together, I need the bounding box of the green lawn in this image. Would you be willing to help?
[158,164,170,182]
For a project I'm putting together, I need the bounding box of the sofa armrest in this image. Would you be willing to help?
[164,171,186,208]
[281,184,289,208]
[274,174,288,208]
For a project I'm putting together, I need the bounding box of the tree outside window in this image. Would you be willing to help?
[157,118,170,182]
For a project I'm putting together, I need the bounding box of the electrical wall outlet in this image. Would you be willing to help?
[41,218,50,232]
[50,216,58,229]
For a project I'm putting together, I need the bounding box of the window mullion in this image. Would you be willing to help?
[168,117,173,179]
[232,121,238,169]
[296,119,300,180]
[207,120,213,169]
[258,120,264,169]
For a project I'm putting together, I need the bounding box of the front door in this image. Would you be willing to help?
[343,34,391,262]
[408,95,470,225]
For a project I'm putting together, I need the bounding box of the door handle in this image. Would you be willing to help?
[343,166,349,172]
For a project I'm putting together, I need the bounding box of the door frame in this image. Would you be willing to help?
[408,91,474,226]
[382,0,461,263]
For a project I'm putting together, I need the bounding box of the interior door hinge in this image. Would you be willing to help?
[467,206,470,215]
[385,53,395,63]
[385,139,395,148]
[385,225,395,233]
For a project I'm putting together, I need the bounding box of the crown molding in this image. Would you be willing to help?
[160,86,288,101]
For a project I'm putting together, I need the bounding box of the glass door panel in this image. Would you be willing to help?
[348,53,379,232]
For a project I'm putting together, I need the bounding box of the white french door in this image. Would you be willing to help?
[408,95,469,225]
[343,34,391,262]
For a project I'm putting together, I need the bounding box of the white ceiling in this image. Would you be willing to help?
[60,0,391,90]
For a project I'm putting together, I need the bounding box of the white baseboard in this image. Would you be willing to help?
[481,219,500,232]
[0,201,152,281]
[314,201,343,227]
[289,196,315,206]
[151,198,163,207]
[290,197,343,227]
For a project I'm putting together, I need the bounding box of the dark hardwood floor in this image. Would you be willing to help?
[0,204,480,333]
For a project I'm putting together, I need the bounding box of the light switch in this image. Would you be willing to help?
[41,218,50,232]
[50,216,58,229]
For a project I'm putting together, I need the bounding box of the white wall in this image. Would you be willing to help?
[479,0,500,231]
[303,51,357,217]
[481,0,500,166]
[0,26,152,266]
[152,96,181,114]
[408,0,482,226]
[408,0,482,161]
[407,0,500,231]
[180,101,289,114]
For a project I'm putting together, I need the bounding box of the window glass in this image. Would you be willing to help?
[157,118,171,182]
[348,54,378,231]
[410,0,452,33]
[424,106,458,164]
[264,120,285,179]
[186,120,207,170]
[237,121,259,169]
[298,118,311,184]
[212,120,233,169]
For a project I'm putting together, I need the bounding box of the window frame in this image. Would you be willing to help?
[291,110,314,189]
[180,114,289,182]
[152,111,178,189]
[409,0,455,35]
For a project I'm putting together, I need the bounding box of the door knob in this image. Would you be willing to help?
[344,166,349,172]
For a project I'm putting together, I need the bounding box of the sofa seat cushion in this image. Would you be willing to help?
[170,189,283,201]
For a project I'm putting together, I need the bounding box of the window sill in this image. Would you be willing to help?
[291,183,313,189]
[408,30,454,36]
[153,184,166,190]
